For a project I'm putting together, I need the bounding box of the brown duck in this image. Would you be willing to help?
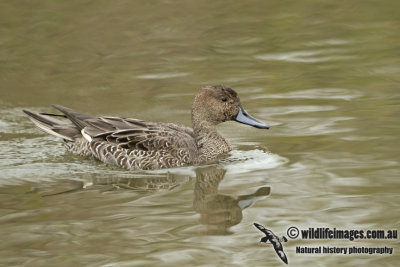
[23,85,269,170]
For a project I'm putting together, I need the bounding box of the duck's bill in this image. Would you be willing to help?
[235,107,269,129]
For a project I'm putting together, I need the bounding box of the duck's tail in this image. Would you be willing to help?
[23,105,90,141]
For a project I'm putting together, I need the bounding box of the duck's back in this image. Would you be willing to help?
[77,117,199,170]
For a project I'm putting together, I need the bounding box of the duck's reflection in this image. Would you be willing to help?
[193,166,270,235]
[34,165,269,235]
[89,173,192,192]
[34,172,192,196]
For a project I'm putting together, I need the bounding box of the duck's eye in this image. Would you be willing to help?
[221,97,228,102]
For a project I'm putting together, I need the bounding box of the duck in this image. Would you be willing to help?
[23,85,269,170]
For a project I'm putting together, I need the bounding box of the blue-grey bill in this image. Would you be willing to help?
[235,107,269,129]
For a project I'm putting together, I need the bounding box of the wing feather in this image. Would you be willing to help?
[78,116,197,168]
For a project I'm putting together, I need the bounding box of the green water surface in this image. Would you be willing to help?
[0,1,399,266]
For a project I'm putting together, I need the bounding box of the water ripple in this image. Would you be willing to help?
[251,88,363,101]
[221,149,288,174]
[136,72,190,79]
[258,105,337,116]
[275,117,355,136]
[255,49,355,63]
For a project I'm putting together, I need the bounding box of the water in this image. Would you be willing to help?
[0,1,399,266]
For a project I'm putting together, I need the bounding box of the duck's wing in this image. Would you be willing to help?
[83,117,196,151]
[47,104,195,151]
[83,117,197,169]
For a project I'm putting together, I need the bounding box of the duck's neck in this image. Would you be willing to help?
[192,119,232,162]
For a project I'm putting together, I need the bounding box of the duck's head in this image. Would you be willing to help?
[192,85,269,130]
